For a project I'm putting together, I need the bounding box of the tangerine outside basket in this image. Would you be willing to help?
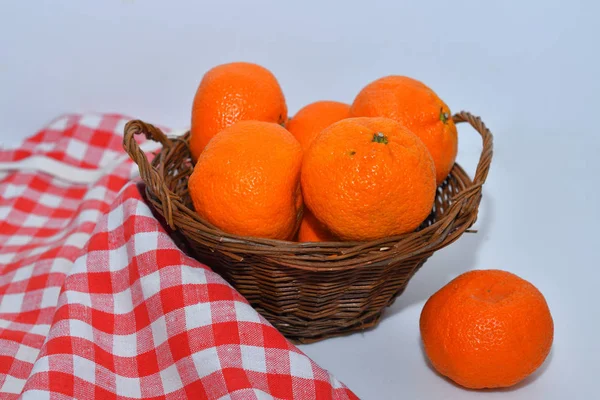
[123,111,493,343]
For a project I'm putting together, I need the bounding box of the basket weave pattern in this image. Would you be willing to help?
[124,112,493,343]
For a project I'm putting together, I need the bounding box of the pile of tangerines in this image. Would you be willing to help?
[187,62,456,243]
[184,62,553,390]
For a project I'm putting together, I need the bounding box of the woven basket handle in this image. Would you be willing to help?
[123,120,179,228]
[415,111,494,252]
[446,111,494,216]
[453,111,493,186]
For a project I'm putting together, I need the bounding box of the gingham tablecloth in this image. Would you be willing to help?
[0,114,358,399]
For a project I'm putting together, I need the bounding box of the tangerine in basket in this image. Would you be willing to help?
[420,269,554,389]
[190,62,288,160]
[286,100,351,151]
[297,209,336,242]
[188,120,302,240]
[301,117,436,241]
[351,75,458,184]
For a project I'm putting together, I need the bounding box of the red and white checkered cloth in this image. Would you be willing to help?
[0,114,358,399]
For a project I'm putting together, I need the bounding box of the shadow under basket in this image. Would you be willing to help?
[123,111,493,344]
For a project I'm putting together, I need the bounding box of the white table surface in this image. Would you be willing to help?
[2,1,598,398]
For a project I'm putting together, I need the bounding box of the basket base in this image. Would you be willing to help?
[194,249,429,344]
[269,259,426,344]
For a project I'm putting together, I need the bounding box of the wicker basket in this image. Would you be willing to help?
[123,111,493,343]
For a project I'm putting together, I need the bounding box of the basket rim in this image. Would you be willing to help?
[123,111,493,266]
[146,161,471,248]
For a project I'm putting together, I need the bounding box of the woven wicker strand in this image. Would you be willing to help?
[123,111,493,343]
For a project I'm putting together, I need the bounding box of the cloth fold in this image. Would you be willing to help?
[0,114,357,399]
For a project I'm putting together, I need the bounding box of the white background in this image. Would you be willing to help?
[2,1,598,399]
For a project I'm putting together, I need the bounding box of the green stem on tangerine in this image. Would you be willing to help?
[440,108,450,124]
[372,132,388,144]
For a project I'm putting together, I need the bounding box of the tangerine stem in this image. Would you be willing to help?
[372,132,388,144]
[440,108,450,124]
